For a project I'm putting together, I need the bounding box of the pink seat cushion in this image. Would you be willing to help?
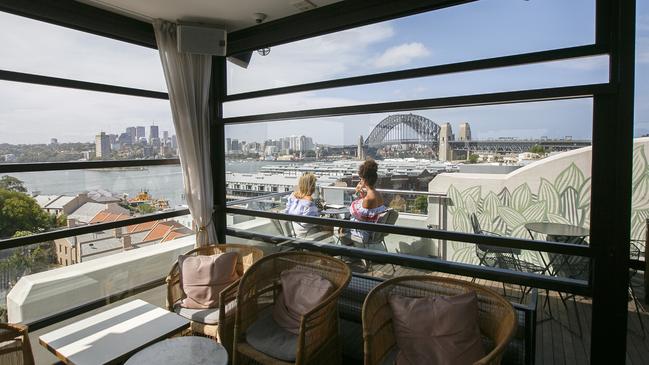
[272,269,335,334]
[178,251,240,309]
[388,292,485,365]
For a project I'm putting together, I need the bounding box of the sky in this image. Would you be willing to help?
[0,0,648,145]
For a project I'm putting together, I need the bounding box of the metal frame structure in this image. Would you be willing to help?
[0,0,636,362]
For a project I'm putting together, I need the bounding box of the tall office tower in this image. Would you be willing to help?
[226,138,232,153]
[231,139,239,151]
[126,127,137,143]
[149,125,159,143]
[162,131,169,144]
[95,132,111,159]
[136,126,146,141]
[108,134,118,144]
[458,122,472,141]
[171,135,178,150]
[358,135,365,160]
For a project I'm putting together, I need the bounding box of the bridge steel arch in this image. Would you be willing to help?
[365,114,440,148]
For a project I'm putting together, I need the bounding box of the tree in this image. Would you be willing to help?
[389,194,407,212]
[414,195,428,214]
[0,175,27,192]
[137,203,157,214]
[0,189,55,238]
[468,154,479,164]
[528,144,546,154]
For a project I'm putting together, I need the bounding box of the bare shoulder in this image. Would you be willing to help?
[362,193,379,209]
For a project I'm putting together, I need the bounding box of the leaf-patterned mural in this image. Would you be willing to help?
[446,145,649,264]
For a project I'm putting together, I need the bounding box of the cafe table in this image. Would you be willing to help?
[39,299,190,365]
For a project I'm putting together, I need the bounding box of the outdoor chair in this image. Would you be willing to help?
[271,218,332,246]
[629,238,647,337]
[362,275,516,365]
[166,244,263,353]
[469,213,546,300]
[337,209,399,273]
[230,251,351,365]
[0,323,34,365]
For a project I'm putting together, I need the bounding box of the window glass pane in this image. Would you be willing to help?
[0,81,177,162]
[225,98,593,238]
[0,11,166,92]
[227,0,595,94]
[0,165,187,241]
[224,56,608,117]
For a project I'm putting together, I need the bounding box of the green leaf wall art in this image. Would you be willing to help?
[445,144,649,264]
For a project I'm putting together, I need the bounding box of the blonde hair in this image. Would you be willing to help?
[294,173,317,199]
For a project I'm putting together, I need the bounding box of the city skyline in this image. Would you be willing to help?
[0,1,648,145]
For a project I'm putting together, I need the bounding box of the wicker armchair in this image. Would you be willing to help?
[0,323,34,365]
[362,276,516,365]
[230,251,351,365]
[165,244,263,348]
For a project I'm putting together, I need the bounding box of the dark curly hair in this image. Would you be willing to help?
[358,159,378,187]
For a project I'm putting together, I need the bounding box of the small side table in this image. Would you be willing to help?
[125,336,228,365]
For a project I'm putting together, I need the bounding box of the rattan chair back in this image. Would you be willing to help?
[362,275,516,365]
[232,251,351,365]
[166,244,264,310]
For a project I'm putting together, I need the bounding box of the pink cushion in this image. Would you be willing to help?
[388,292,485,365]
[178,251,240,309]
[272,269,335,334]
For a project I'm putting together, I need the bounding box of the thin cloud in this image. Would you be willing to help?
[373,42,431,68]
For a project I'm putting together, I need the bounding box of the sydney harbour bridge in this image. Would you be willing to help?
[322,113,591,161]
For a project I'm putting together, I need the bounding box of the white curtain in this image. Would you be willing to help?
[153,20,216,246]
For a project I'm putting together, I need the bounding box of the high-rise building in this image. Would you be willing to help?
[136,126,146,141]
[171,135,178,150]
[126,127,137,143]
[149,125,159,143]
[95,132,111,159]
[162,131,169,144]
[358,135,365,160]
[231,139,239,152]
[50,138,58,145]
[225,138,231,153]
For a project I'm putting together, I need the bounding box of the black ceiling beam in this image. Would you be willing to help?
[227,0,475,55]
[0,0,157,49]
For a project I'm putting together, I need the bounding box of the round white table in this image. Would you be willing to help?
[125,336,227,365]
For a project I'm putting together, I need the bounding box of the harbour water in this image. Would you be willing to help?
[9,160,304,207]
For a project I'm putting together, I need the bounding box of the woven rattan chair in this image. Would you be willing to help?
[0,323,34,365]
[166,244,263,350]
[230,251,351,365]
[362,276,516,365]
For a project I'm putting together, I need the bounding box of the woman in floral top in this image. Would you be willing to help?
[346,159,386,244]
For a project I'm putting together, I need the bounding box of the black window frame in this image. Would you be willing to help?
[0,0,636,362]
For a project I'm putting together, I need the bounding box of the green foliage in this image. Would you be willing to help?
[0,189,56,238]
[528,144,546,154]
[414,195,428,214]
[468,154,479,164]
[0,175,27,192]
[389,195,406,212]
[137,203,157,214]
